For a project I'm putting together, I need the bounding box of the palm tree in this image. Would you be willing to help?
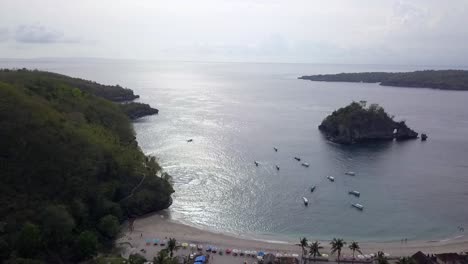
[309,241,323,262]
[154,249,169,264]
[348,241,362,263]
[166,237,180,257]
[396,257,415,264]
[298,237,309,263]
[377,251,389,264]
[330,238,346,263]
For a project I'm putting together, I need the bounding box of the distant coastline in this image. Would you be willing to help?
[299,70,468,91]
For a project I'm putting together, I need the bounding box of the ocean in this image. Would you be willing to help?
[2,59,468,242]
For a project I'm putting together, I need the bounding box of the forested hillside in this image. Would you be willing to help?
[0,70,173,263]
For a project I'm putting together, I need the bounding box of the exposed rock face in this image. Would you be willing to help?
[394,121,418,140]
[319,102,418,144]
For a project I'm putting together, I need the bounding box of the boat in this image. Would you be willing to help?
[274,147,278,152]
[421,133,428,141]
[311,186,316,192]
[294,157,301,161]
[349,190,360,197]
[302,197,309,206]
[345,171,356,176]
[327,176,335,182]
[187,139,193,142]
[301,162,310,167]
[254,161,259,166]
[352,203,364,210]
[276,165,280,170]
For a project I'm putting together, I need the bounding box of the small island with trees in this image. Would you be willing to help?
[299,70,468,91]
[318,101,419,144]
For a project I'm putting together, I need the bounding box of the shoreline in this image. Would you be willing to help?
[119,211,468,259]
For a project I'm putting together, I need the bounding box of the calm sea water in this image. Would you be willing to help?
[2,59,468,242]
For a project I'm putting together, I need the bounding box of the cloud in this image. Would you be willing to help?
[0,27,9,42]
[15,25,77,44]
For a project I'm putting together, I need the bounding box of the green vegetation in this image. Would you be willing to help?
[0,70,174,262]
[308,241,323,261]
[121,102,159,120]
[299,70,468,91]
[330,238,347,263]
[318,101,418,144]
[0,69,159,120]
[298,237,308,263]
[348,241,362,261]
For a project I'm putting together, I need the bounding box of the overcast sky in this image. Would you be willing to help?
[0,0,467,65]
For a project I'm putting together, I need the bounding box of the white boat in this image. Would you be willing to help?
[294,157,301,161]
[302,197,309,206]
[349,190,360,197]
[345,171,356,176]
[352,203,364,210]
[274,147,278,152]
[276,165,280,170]
[302,162,310,167]
[327,176,335,182]
[310,186,316,192]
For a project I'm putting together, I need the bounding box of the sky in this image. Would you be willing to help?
[0,0,467,65]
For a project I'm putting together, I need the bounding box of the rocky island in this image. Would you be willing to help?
[299,70,468,91]
[319,101,418,144]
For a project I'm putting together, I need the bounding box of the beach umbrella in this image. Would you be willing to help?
[292,253,299,258]
[364,254,371,259]
[181,242,188,248]
[275,253,283,258]
[190,243,196,248]
[369,253,375,258]
[384,253,390,257]
[321,254,329,257]
[251,250,257,256]
[357,255,365,259]
[257,251,265,257]
[195,255,206,262]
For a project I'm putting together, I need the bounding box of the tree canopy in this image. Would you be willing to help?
[0,70,174,262]
[299,70,468,91]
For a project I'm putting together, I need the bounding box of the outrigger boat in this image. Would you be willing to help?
[303,197,309,206]
[352,203,364,210]
[327,176,335,182]
[349,190,360,197]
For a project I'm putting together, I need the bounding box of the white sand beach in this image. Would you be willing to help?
[117,212,468,263]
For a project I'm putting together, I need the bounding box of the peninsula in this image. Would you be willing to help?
[0,69,173,263]
[319,101,418,144]
[299,70,468,91]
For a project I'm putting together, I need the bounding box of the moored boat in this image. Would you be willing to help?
[345,171,356,176]
[349,190,360,197]
[352,203,364,210]
[311,186,316,192]
[294,157,301,161]
[327,176,335,182]
[303,197,309,206]
[302,162,309,167]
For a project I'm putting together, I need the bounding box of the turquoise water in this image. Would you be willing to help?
[2,59,468,242]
